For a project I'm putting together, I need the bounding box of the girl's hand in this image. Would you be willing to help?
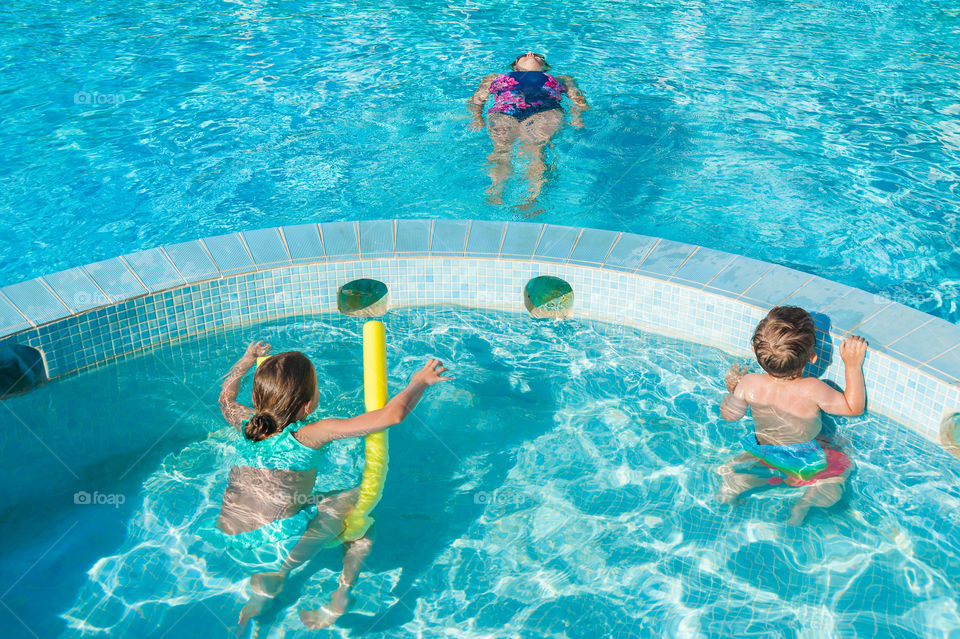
[724,363,746,392]
[412,358,454,386]
[244,340,272,361]
[570,114,584,129]
[469,116,485,132]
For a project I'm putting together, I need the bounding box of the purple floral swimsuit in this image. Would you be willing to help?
[488,71,565,121]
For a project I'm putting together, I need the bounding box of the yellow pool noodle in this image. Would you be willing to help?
[340,320,389,542]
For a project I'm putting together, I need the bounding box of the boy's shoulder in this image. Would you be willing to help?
[739,372,829,392]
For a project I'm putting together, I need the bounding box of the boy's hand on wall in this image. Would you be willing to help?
[839,335,867,366]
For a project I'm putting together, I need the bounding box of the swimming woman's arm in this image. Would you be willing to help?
[556,75,588,128]
[295,359,452,447]
[467,73,498,131]
[218,341,271,430]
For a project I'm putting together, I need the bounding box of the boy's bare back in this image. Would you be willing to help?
[721,332,868,445]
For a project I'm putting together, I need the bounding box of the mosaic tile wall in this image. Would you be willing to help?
[1,220,957,441]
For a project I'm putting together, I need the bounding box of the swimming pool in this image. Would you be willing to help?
[1,0,958,321]
[4,308,958,638]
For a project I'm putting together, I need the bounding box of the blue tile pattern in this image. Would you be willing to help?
[671,247,736,287]
[500,222,543,260]
[604,233,658,272]
[779,275,854,315]
[739,264,814,307]
[820,287,892,334]
[321,222,359,260]
[534,225,580,263]
[359,220,395,257]
[1,279,71,324]
[396,219,431,255]
[282,224,325,263]
[925,348,960,381]
[123,248,186,294]
[203,233,256,276]
[43,267,109,312]
[465,220,506,256]
[0,220,955,444]
[637,239,698,278]
[705,255,771,296]
[431,220,469,255]
[242,228,291,268]
[163,240,220,283]
[0,294,30,334]
[568,228,619,266]
[84,257,149,301]
[886,315,960,364]
[846,304,936,359]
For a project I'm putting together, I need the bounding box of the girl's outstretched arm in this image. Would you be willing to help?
[296,359,453,447]
[557,75,588,128]
[218,340,271,430]
[467,74,498,131]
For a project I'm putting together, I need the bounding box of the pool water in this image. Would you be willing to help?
[1,0,959,321]
[1,308,958,638]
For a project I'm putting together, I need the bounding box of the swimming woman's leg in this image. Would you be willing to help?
[299,535,373,629]
[486,113,519,204]
[517,110,563,206]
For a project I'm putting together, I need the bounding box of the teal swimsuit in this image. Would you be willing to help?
[199,420,326,551]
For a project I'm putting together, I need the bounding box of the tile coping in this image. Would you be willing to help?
[1,220,957,442]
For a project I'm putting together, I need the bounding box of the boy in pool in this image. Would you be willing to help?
[717,306,867,525]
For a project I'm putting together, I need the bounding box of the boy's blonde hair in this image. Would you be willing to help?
[752,306,816,379]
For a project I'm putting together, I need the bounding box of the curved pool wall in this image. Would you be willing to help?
[0,219,957,444]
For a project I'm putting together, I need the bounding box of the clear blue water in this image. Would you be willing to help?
[1,309,958,638]
[1,0,959,321]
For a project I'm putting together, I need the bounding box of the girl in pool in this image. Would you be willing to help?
[467,51,589,211]
[213,341,451,629]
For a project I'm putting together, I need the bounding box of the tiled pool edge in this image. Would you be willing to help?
[1,220,957,443]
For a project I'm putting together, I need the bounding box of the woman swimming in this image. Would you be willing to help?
[213,341,451,629]
[467,52,589,211]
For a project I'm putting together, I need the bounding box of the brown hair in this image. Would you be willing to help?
[752,306,816,379]
[511,53,550,71]
[245,351,317,441]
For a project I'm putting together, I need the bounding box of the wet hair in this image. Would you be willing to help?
[245,351,317,441]
[511,52,550,71]
[751,306,817,379]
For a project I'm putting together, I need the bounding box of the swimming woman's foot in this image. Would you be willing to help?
[299,588,350,629]
[485,191,504,206]
[511,202,544,219]
[237,572,286,629]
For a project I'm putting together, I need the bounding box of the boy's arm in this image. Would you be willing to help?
[720,365,749,421]
[296,359,452,448]
[218,341,271,431]
[720,391,749,422]
[814,335,868,416]
[467,74,498,131]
